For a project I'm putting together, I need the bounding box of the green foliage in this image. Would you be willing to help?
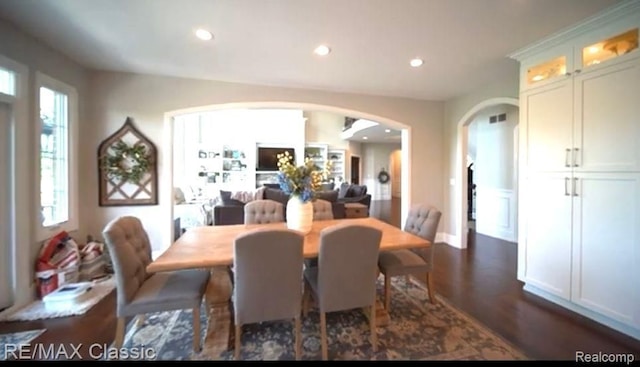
[276,151,332,202]
[101,141,151,183]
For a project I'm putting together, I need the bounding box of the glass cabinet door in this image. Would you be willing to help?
[581,28,638,69]
[526,56,567,86]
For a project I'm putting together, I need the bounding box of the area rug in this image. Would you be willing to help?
[0,277,115,322]
[0,329,46,360]
[120,277,528,360]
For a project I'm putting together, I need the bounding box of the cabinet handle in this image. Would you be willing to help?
[565,72,572,76]
[565,177,570,196]
[573,178,579,197]
[573,148,580,167]
[574,69,582,74]
[565,148,571,167]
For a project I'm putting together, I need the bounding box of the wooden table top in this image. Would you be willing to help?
[147,217,430,273]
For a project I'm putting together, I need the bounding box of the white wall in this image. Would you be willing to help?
[0,19,89,307]
[85,71,444,251]
[443,68,520,246]
[470,105,519,241]
[361,143,401,200]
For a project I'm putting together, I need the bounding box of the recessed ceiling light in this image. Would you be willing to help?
[363,136,368,140]
[385,129,391,133]
[314,45,331,56]
[410,58,424,67]
[195,28,213,41]
[588,46,600,54]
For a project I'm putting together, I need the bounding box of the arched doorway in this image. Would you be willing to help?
[162,102,413,249]
[455,98,519,249]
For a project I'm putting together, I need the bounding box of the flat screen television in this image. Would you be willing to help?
[256,147,296,171]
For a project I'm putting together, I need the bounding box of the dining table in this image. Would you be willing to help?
[146,217,431,352]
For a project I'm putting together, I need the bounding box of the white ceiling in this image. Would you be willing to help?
[0,0,621,101]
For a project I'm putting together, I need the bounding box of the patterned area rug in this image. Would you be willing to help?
[122,277,528,360]
[0,329,46,360]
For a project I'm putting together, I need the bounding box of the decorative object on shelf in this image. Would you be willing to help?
[378,168,390,184]
[97,117,158,206]
[275,151,330,234]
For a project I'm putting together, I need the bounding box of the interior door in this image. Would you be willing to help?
[0,102,13,310]
[350,155,360,185]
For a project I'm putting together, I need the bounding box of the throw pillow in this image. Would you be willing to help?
[220,190,245,207]
[263,188,290,207]
[338,182,350,199]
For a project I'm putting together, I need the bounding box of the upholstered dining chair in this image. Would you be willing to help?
[312,199,334,221]
[102,216,210,352]
[304,199,335,269]
[233,229,305,360]
[377,204,441,310]
[302,224,382,360]
[244,199,285,224]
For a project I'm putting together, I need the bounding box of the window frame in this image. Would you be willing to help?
[34,72,78,241]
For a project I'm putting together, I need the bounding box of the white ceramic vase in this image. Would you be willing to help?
[286,195,313,235]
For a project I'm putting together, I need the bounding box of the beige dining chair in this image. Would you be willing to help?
[302,224,382,360]
[244,199,285,224]
[304,199,335,269]
[377,204,441,310]
[102,216,210,352]
[233,228,305,360]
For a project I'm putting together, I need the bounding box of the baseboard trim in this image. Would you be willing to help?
[437,233,462,249]
[523,283,640,341]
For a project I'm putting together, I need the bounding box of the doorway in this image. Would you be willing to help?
[390,149,401,198]
[350,155,360,184]
[0,102,13,310]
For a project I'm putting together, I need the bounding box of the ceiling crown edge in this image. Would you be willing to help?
[507,0,640,62]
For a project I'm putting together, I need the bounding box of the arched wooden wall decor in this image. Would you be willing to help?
[98,117,158,206]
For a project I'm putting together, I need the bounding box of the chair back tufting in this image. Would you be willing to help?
[404,204,442,265]
[312,199,334,221]
[102,216,153,313]
[244,199,285,224]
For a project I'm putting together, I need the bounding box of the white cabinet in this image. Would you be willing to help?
[574,59,640,172]
[521,173,572,300]
[571,173,640,328]
[512,2,640,339]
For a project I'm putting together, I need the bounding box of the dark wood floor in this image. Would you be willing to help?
[1,198,639,360]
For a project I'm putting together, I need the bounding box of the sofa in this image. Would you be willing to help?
[336,183,372,211]
[213,187,346,225]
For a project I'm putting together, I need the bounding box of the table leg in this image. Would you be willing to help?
[203,266,233,356]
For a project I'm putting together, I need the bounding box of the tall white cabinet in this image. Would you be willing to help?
[511,1,640,340]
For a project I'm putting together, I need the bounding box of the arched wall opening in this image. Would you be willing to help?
[455,97,519,249]
[162,101,412,249]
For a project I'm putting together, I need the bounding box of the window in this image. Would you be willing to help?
[36,72,78,239]
[0,66,16,96]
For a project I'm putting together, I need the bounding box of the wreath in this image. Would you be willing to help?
[102,141,151,183]
[378,169,390,184]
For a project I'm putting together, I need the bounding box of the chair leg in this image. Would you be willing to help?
[234,324,242,360]
[192,306,201,352]
[302,280,311,316]
[370,304,377,353]
[384,274,391,311]
[426,272,437,304]
[294,316,301,360]
[320,311,328,360]
[114,317,126,348]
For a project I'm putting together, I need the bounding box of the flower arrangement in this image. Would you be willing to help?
[276,151,331,203]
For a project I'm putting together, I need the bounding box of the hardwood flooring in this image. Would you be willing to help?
[1,197,638,360]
